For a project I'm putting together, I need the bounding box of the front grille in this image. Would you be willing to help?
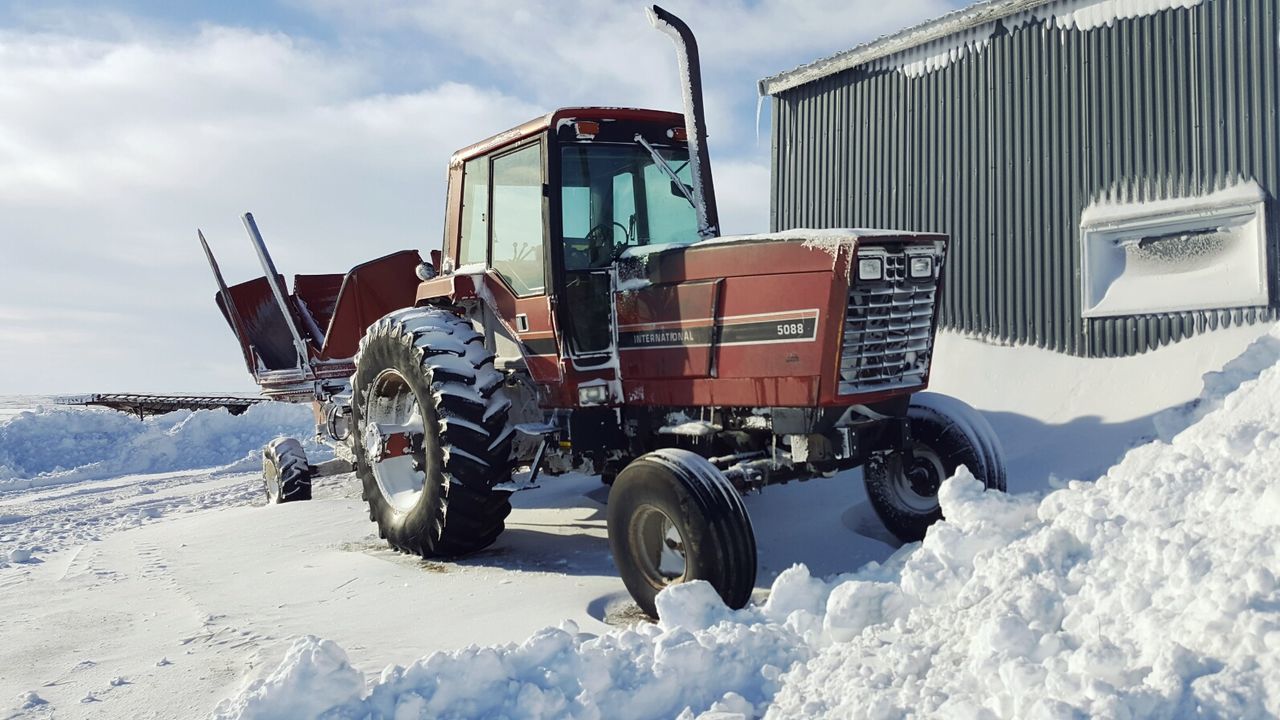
[839,247,940,395]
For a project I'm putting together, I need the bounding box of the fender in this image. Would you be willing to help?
[415,272,480,306]
[416,270,564,386]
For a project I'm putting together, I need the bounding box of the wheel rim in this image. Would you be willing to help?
[363,369,429,514]
[629,505,688,590]
[262,458,280,501]
[885,444,947,513]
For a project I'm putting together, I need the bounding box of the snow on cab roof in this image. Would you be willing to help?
[758,0,1205,95]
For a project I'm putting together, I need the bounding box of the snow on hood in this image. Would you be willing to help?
[619,228,911,261]
[0,402,326,491]
[217,324,1280,719]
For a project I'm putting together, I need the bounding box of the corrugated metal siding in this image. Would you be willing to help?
[770,0,1278,356]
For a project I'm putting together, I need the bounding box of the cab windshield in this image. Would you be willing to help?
[560,143,698,270]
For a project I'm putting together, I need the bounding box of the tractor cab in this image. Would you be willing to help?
[424,107,710,396]
[557,118,701,361]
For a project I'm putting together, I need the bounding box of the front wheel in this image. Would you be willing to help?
[864,393,1006,543]
[607,449,757,618]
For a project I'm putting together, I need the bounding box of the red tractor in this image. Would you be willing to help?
[199,6,1004,617]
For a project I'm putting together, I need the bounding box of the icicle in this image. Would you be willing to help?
[754,93,766,148]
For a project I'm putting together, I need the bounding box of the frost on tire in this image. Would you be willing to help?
[351,306,514,557]
[263,436,312,503]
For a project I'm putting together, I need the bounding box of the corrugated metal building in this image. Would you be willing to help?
[760,0,1278,357]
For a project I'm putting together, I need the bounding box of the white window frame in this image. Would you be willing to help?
[1079,181,1270,319]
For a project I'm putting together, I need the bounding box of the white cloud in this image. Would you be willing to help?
[0,1,961,393]
[0,26,540,393]
[712,159,772,234]
[301,0,957,144]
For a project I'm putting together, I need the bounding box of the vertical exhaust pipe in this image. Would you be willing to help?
[647,5,720,238]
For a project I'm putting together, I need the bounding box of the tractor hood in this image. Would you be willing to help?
[611,227,949,407]
[618,228,946,286]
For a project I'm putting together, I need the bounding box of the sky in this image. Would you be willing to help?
[0,0,962,394]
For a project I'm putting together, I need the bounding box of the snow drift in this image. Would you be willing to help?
[0,402,323,492]
[218,325,1280,719]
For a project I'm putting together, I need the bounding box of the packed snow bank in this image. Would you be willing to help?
[769,326,1280,718]
[1154,327,1280,441]
[219,325,1280,719]
[928,323,1274,495]
[0,402,325,492]
[215,636,366,720]
[215,587,811,720]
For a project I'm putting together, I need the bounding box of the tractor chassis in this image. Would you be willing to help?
[202,4,1008,620]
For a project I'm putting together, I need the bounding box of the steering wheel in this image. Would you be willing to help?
[585,222,631,265]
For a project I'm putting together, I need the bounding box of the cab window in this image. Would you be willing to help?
[458,158,489,268]
[560,143,697,270]
[490,144,546,296]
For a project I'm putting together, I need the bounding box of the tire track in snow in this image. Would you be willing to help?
[0,470,265,567]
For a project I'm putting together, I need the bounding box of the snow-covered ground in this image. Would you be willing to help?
[1,323,1276,718]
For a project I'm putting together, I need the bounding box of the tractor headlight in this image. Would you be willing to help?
[578,385,609,406]
[857,257,883,281]
[908,255,934,279]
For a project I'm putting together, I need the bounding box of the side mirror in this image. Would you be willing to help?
[670,180,694,199]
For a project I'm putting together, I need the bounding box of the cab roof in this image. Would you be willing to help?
[448,107,685,167]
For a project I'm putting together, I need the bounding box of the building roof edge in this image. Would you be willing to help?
[758,0,1058,96]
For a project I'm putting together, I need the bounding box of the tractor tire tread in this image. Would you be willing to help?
[353,307,514,559]
[608,449,756,618]
[263,437,312,503]
[865,396,1007,543]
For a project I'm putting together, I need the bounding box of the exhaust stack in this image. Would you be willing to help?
[647,5,719,238]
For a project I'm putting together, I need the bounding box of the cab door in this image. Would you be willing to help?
[556,149,630,370]
[457,141,560,383]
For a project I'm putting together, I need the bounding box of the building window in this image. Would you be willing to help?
[1079,181,1270,318]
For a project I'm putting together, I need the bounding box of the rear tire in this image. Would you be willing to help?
[865,393,1006,543]
[607,449,756,618]
[263,437,311,503]
[351,307,514,557]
